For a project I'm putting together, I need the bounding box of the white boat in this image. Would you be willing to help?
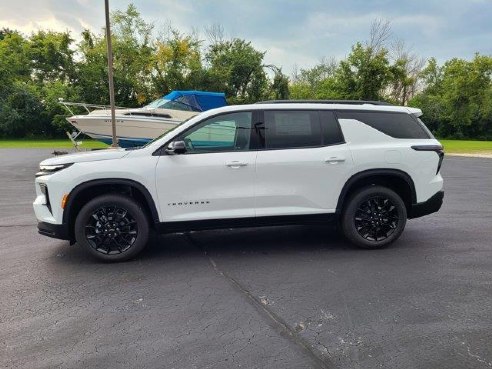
[62,91,227,147]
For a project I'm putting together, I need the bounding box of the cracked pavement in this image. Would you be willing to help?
[0,149,491,369]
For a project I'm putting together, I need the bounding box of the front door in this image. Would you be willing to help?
[155,111,257,222]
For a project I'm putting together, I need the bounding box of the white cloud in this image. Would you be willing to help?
[0,0,489,72]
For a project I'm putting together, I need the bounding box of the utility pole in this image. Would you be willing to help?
[105,0,118,148]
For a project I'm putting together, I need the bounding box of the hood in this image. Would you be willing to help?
[40,148,129,166]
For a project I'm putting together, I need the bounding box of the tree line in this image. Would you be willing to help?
[0,5,491,139]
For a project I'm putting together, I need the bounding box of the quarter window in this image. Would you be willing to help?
[336,111,430,139]
[179,112,252,153]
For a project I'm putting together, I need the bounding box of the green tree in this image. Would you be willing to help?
[290,59,339,99]
[269,68,290,100]
[206,38,268,103]
[0,28,17,41]
[76,30,110,106]
[0,82,48,137]
[0,31,30,93]
[410,55,492,139]
[334,42,392,100]
[77,4,154,107]
[151,29,204,96]
[28,31,76,84]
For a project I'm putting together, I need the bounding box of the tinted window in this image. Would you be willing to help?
[264,110,321,149]
[337,111,430,139]
[417,117,435,138]
[320,111,344,144]
[180,112,252,153]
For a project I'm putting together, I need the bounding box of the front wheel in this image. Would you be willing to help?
[74,194,149,261]
[341,186,407,249]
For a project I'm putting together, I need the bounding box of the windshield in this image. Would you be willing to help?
[144,97,200,112]
[144,98,168,109]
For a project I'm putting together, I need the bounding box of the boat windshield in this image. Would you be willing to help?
[141,116,195,149]
[144,98,199,112]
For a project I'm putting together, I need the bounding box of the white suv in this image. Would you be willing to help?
[34,101,444,261]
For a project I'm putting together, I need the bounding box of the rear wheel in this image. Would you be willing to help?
[341,186,407,249]
[74,194,149,261]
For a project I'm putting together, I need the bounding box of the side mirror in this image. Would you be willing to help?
[165,140,187,155]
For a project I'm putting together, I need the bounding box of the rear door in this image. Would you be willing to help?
[255,110,353,217]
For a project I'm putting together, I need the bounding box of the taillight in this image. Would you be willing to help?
[436,150,444,174]
[411,145,445,174]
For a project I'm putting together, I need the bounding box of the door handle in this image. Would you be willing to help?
[226,161,248,168]
[324,157,345,164]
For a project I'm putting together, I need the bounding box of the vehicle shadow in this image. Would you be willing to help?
[145,224,361,259]
[48,224,358,266]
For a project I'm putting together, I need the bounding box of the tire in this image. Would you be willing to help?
[74,194,149,261]
[341,186,407,249]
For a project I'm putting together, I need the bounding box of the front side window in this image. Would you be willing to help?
[178,111,253,153]
[263,110,322,149]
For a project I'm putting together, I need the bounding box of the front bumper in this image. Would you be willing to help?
[37,221,70,240]
[409,190,444,219]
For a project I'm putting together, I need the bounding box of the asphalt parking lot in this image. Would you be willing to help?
[0,148,491,369]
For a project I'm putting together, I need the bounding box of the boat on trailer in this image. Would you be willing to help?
[62,91,227,148]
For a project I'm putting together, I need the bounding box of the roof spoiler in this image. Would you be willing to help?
[407,107,423,117]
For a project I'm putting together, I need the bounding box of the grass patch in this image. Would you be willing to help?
[0,139,108,149]
[439,139,492,154]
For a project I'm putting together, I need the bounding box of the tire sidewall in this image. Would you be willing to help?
[74,194,150,261]
[341,186,407,249]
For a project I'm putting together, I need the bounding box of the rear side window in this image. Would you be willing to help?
[336,111,431,139]
[264,110,321,149]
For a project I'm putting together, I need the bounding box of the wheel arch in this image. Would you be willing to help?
[336,169,417,214]
[63,179,160,241]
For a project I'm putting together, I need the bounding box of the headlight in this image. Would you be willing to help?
[36,163,73,177]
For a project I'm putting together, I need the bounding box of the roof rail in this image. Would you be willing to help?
[256,99,393,106]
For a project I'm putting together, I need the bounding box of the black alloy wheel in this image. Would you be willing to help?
[75,194,149,261]
[85,206,138,255]
[341,186,407,249]
[353,196,399,241]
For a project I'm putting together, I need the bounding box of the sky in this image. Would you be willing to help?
[1,0,491,74]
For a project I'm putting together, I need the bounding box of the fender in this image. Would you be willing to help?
[336,169,417,213]
[62,178,160,226]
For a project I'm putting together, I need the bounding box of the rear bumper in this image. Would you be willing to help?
[409,190,444,219]
[38,221,70,240]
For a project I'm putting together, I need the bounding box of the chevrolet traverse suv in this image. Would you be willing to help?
[34,101,444,261]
